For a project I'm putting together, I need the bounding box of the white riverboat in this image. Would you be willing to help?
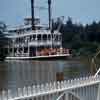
[5,0,71,60]
[6,18,70,60]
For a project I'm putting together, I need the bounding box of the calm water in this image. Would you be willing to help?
[0,60,90,91]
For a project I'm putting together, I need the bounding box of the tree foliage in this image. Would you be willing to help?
[52,17,100,56]
[0,22,8,61]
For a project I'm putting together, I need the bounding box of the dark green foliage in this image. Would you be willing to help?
[0,22,8,61]
[52,17,100,56]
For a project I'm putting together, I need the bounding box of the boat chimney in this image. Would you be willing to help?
[31,0,35,30]
[48,0,52,30]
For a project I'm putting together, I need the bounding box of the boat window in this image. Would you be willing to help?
[55,35,57,41]
[32,35,36,40]
[48,34,51,40]
[30,35,32,41]
[26,28,31,31]
[56,35,59,41]
[15,38,18,43]
[24,47,28,53]
[37,34,41,40]
[59,35,61,41]
[43,34,47,40]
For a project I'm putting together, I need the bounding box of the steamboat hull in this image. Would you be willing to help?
[6,54,70,60]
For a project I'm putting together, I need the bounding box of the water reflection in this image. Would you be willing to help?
[63,61,89,79]
[0,60,89,90]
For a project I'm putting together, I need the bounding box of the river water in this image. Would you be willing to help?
[0,60,90,91]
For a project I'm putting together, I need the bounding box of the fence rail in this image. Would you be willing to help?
[1,75,100,100]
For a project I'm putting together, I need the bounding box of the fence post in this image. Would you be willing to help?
[53,81,56,90]
[23,86,27,96]
[61,81,64,88]
[97,83,100,100]
[36,85,40,94]
[45,83,49,91]
[64,92,69,100]
[40,84,44,92]
[2,90,7,100]
[63,80,67,88]
[49,82,52,90]
[57,81,60,89]
[0,94,1,100]
[28,86,32,96]
[32,85,36,95]
[18,88,22,97]
[7,89,12,99]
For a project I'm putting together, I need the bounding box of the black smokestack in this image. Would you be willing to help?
[48,0,51,30]
[31,0,35,30]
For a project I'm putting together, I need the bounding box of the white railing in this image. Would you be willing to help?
[1,75,100,100]
[29,40,61,46]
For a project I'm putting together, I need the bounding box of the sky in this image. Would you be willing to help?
[0,0,100,26]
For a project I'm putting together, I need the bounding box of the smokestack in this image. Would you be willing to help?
[48,0,51,30]
[31,0,35,30]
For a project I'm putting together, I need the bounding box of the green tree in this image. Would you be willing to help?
[0,22,9,61]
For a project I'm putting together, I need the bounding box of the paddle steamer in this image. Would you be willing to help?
[6,0,71,60]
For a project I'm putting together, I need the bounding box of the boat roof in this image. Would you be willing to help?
[7,24,48,32]
[6,30,61,39]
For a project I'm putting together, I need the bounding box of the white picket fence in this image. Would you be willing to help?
[0,75,100,100]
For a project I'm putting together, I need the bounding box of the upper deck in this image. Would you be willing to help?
[5,17,62,48]
[7,30,61,39]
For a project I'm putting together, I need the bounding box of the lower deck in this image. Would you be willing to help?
[6,54,70,60]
